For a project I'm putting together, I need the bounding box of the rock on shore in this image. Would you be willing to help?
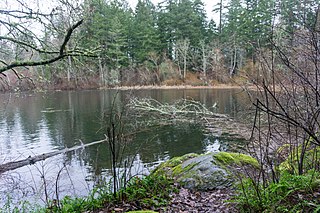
[152,152,259,191]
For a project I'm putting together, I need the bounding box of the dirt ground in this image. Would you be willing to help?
[94,188,237,213]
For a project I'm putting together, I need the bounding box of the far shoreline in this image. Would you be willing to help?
[0,83,261,94]
[108,84,258,91]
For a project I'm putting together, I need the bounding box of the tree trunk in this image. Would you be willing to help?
[99,57,105,87]
[230,41,237,77]
[183,52,187,80]
[183,39,189,80]
[201,41,207,79]
[219,0,223,36]
[315,4,320,106]
[67,55,72,82]
[315,5,320,32]
[176,39,190,81]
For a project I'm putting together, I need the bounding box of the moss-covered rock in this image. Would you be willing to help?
[152,152,259,191]
[126,211,158,213]
[152,153,199,175]
[213,152,259,168]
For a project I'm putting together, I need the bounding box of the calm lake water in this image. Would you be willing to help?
[0,88,252,207]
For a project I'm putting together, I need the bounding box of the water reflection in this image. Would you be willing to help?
[0,88,251,206]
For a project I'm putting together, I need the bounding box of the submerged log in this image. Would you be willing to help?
[0,138,107,174]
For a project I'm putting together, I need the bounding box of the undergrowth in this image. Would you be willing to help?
[2,175,175,213]
[235,170,320,212]
[53,175,174,212]
[119,175,176,209]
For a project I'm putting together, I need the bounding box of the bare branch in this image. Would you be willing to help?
[59,19,83,55]
[0,9,55,19]
[0,36,59,54]
[0,19,85,73]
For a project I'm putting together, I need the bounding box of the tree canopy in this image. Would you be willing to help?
[0,0,320,90]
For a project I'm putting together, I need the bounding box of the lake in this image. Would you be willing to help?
[0,88,252,207]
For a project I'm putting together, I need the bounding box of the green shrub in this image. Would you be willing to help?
[235,170,320,212]
[120,175,176,208]
[30,175,175,213]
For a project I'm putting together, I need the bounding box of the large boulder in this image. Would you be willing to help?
[152,152,259,191]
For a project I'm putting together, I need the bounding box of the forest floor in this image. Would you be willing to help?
[94,188,237,213]
[161,188,237,213]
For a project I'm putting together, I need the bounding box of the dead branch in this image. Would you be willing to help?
[0,137,107,174]
[128,97,216,118]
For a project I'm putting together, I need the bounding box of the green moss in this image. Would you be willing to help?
[277,143,290,155]
[172,162,198,177]
[152,153,198,176]
[171,164,182,176]
[153,152,259,178]
[165,153,199,167]
[212,152,259,168]
[153,152,256,190]
[126,211,158,213]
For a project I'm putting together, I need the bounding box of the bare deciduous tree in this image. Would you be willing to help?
[249,20,320,182]
[0,0,96,75]
[176,38,190,80]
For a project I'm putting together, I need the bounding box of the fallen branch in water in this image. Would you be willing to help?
[128,98,216,119]
[0,137,107,174]
[127,97,251,143]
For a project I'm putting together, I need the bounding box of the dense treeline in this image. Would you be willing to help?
[0,0,320,90]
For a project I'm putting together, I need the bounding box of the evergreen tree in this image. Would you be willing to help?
[157,0,209,72]
[242,0,274,55]
[279,0,320,38]
[157,0,177,59]
[131,0,160,63]
[221,0,275,72]
[81,0,132,85]
[105,0,131,69]
[173,0,207,47]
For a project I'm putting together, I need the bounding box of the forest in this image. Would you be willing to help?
[1,0,319,90]
[2,0,320,212]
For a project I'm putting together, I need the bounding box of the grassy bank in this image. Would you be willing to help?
[4,175,175,213]
[3,156,320,212]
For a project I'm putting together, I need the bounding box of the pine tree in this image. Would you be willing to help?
[157,0,209,72]
[131,0,160,64]
[80,0,132,85]
[157,0,177,60]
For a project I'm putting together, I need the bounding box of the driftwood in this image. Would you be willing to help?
[0,138,107,174]
[128,97,216,119]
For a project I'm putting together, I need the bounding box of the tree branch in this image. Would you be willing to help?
[0,19,85,73]
[60,19,83,55]
[0,36,59,54]
[0,9,55,19]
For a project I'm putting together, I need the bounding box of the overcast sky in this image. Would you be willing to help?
[1,0,221,27]
[128,0,220,22]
